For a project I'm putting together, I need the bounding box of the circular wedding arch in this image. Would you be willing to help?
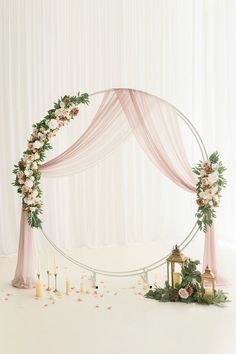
[40,88,208,280]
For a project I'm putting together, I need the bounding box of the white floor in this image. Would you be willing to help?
[0,242,236,354]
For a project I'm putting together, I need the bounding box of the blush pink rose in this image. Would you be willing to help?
[22,185,29,193]
[17,171,24,179]
[178,288,189,299]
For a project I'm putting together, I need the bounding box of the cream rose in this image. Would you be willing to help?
[49,119,58,130]
[24,169,32,177]
[34,152,40,160]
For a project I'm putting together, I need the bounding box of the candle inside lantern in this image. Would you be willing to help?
[35,276,43,297]
[173,272,182,286]
[66,279,71,295]
[204,288,214,296]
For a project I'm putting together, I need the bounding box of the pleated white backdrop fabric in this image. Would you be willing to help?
[0,0,235,256]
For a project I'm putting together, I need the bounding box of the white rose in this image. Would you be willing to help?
[208,171,219,185]
[33,140,42,149]
[25,179,34,189]
[60,101,65,108]
[49,119,58,130]
[30,176,35,181]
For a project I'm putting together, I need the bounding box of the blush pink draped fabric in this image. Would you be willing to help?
[12,89,218,288]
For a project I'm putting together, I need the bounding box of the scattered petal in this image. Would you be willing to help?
[95,305,99,308]
[107,306,112,310]
[77,298,83,302]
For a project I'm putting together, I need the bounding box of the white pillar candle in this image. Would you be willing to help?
[35,278,43,298]
[173,272,182,287]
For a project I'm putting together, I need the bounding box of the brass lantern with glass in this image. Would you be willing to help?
[166,245,186,287]
[201,265,216,296]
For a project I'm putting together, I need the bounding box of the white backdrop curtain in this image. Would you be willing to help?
[0,0,235,258]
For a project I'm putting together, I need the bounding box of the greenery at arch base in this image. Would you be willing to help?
[145,259,228,306]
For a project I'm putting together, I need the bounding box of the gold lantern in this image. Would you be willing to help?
[166,245,186,287]
[201,265,216,296]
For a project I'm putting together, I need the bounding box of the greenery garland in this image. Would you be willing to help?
[145,259,228,306]
[193,152,226,232]
[13,93,89,228]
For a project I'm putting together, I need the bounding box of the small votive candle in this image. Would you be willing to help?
[80,282,85,293]
[66,279,71,295]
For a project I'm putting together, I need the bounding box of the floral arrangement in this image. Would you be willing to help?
[145,259,228,306]
[193,152,226,232]
[13,93,89,228]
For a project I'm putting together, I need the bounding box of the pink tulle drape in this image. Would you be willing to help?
[12,89,217,288]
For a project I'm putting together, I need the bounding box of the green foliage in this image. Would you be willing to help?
[145,258,228,306]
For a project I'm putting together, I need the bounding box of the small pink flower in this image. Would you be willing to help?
[28,143,33,150]
[202,161,210,169]
[202,178,209,186]
[57,120,64,128]
[26,155,34,163]
[178,288,189,299]
[48,132,54,139]
[33,128,38,137]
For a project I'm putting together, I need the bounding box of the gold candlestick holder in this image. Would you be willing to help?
[53,273,58,293]
[46,270,51,291]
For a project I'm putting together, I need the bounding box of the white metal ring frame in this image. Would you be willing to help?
[41,88,208,283]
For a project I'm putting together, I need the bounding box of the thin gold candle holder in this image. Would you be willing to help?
[46,270,51,291]
[53,273,58,293]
